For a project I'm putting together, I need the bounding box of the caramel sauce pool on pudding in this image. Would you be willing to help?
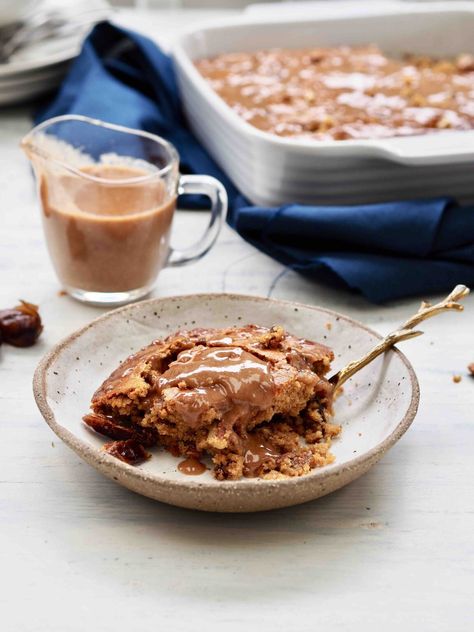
[157,346,277,429]
[177,437,281,477]
[162,345,282,477]
[242,434,281,478]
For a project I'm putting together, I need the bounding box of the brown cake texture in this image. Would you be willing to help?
[83,325,341,480]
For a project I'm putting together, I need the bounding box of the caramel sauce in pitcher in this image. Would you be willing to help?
[39,164,175,293]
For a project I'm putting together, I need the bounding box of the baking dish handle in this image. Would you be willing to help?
[166,174,228,267]
[375,131,474,165]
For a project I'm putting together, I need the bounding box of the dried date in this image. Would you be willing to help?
[84,413,135,441]
[103,439,150,465]
[0,300,43,347]
[83,412,158,446]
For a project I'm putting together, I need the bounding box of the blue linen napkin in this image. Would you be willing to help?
[35,22,474,303]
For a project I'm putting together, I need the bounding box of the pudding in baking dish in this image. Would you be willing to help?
[195,45,474,140]
[83,325,341,480]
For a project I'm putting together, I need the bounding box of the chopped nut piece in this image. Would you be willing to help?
[436,116,452,129]
[452,375,462,383]
[433,61,454,74]
[411,94,426,107]
[259,324,286,348]
[457,54,474,72]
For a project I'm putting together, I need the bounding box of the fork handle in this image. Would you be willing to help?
[329,329,421,388]
[329,284,470,389]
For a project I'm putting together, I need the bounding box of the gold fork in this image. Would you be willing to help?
[330,284,470,389]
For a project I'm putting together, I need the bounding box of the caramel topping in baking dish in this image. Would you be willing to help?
[195,45,474,140]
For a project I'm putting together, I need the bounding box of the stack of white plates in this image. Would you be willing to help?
[0,0,109,106]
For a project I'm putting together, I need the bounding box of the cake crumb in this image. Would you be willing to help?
[325,322,332,331]
[452,375,462,383]
[361,521,384,530]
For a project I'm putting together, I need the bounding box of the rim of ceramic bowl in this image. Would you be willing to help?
[33,293,420,494]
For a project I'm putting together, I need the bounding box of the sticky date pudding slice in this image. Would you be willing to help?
[83,325,341,479]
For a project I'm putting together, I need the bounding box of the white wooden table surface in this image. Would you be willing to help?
[1,9,473,632]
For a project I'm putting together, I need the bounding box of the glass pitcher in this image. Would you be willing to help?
[21,115,227,305]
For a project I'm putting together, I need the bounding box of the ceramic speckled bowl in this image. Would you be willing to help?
[33,293,419,512]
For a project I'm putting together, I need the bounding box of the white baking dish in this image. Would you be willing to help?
[173,2,474,206]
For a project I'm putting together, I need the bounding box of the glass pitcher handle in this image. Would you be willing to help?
[166,174,228,267]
